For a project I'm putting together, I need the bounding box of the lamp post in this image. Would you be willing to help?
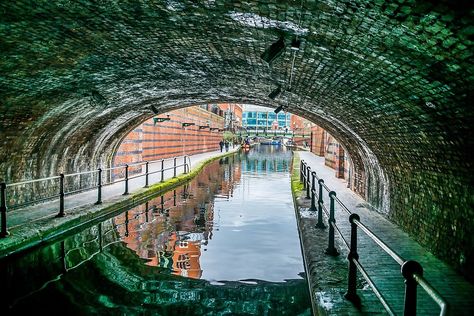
[182,123,195,158]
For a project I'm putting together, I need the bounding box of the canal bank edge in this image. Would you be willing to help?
[290,151,384,316]
[0,148,239,260]
[290,151,318,316]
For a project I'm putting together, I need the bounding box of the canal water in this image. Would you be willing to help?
[1,145,311,315]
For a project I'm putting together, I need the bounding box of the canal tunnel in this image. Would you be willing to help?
[0,0,472,285]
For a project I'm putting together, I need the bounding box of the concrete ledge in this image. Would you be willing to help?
[290,152,383,315]
[0,150,237,259]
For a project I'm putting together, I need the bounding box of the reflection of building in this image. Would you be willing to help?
[169,232,202,279]
[242,105,291,131]
[114,157,241,279]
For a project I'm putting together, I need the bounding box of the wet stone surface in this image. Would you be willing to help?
[294,194,386,315]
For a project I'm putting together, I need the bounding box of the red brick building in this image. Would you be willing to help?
[113,106,225,169]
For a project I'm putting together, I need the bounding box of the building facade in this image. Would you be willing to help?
[113,106,225,171]
[241,105,291,132]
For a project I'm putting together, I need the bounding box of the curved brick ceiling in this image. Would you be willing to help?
[0,1,473,278]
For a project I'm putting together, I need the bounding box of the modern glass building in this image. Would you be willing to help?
[242,105,291,131]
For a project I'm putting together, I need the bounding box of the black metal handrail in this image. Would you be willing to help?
[0,155,190,237]
[299,159,448,316]
[7,191,181,307]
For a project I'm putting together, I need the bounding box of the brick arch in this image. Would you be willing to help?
[0,1,472,280]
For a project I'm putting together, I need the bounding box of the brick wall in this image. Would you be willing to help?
[310,125,365,196]
[311,126,326,156]
[113,107,224,168]
[324,134,337,170]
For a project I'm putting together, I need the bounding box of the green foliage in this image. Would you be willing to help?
[291,152,304,194]
[223,131,236,142]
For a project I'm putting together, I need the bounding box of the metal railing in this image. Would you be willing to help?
[7,189,186,307]
[300,159,448,316]
[0,155,190,237]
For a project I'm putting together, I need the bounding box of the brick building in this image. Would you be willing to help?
[113,106,225,170]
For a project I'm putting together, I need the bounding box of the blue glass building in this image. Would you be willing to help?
[242,105,291,131]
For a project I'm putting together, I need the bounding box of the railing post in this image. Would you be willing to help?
[124,211,129,237]
[300,160,304,182]
[302,161,306,189]
[309,171,317,212]
[57,173,65,217]
[161,159,165,182]
[345,213,361,304]
[183,156,187,174]
[305,167,311,199]
[145,161,149,187]
[173,157,177,178]
[145,201,149,222]
[0,183,9,237]
[325,191,339,256]
[402,260,423,316]
[96,168,102,205]
[123,164,129,195]
[316,179,326,229]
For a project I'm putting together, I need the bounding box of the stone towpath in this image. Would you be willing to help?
[296,151,474,315]
[0,147,239,258]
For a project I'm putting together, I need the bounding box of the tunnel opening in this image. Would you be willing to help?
[1,0,472,286]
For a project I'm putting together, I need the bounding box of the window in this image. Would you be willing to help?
[257,119,267,126]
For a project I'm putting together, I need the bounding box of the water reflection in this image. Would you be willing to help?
[1,145,311,315]
[115,156,233,279]
[114,145,299,282]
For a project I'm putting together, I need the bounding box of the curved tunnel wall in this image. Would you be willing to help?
[0,1,472,281]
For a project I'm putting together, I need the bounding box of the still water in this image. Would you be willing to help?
[1,145,311,315]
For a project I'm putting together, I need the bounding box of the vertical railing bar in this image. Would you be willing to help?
[306,166,311,199]
[0,183,9,237]
[145,161,149,188]
[309,171,317,212]
[316,179,326,228]
[123,164,129,195]
[325,191,339,256]
[124,211,129,237]
[173,157,177,178]
[300,160,304,182]
[402,260,423,316]
[345,213,361,304]
[96,168,102,205]
[161,159,165,182]
[56,174,65,218]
